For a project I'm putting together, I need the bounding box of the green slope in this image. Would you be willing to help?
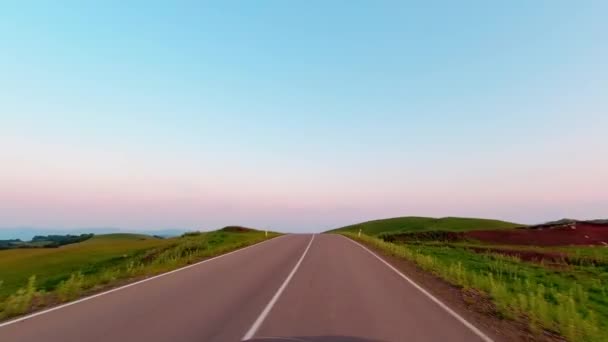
[328,216,522,236]
[0,233,168,297]
[0,229,274,300]
[1,229,279,319]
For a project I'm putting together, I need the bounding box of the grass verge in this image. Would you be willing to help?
[340,232,607,341]
[0,230,278,320]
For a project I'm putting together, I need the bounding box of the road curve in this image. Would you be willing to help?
[0,234,491,342]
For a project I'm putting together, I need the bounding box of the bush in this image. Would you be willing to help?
[57,272,85,302]
[98,269,119,285]
[1,275,37,317]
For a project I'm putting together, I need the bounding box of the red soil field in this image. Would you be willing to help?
[465,222,608,246]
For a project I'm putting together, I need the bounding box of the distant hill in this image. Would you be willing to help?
[91,233,161,240]
[0,234,95,250]
[327,216,522,236]
[0,227,186,241]
[220,226,258,233]
[587,219,608,224]
[525,218,608,230]
[535,218,578,226]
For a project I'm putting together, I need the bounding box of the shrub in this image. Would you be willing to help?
[57,272,85,302]
[99,269,119,285]
[1,275,37,317]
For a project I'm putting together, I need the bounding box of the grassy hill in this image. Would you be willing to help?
[0,228,276,319]
[0,233,168,297]
[328,216,522,236]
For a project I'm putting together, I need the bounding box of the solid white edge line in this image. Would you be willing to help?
[0,235,285,329]
[341,235,494,342]
[242,234,315,341]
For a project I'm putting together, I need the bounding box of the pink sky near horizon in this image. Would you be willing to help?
[2,153,606,232]
[2,130,607,232]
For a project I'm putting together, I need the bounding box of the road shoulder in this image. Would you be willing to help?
[338,234,557,342]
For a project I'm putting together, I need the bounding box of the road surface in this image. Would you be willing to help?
[0,234,491,342]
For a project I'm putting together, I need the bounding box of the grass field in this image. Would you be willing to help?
[0,234,168,298]
[0,229,277,319]
[328,216,522,236]
[332,217,608,341]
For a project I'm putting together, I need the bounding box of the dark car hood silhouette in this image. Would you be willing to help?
[247,336,385,342]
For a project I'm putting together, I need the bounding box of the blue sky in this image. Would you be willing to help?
[1,1,607,232]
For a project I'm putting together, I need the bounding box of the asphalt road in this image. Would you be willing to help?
[0,234,491,342]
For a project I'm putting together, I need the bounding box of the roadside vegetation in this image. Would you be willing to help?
[333,217,608,341]
[0,228,277,320]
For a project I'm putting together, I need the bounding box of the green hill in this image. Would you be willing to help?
[0,229,274,303]
[0,233,167,298]
[328,216,522,236]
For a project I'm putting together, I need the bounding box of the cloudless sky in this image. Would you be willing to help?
[1,1,607,232]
